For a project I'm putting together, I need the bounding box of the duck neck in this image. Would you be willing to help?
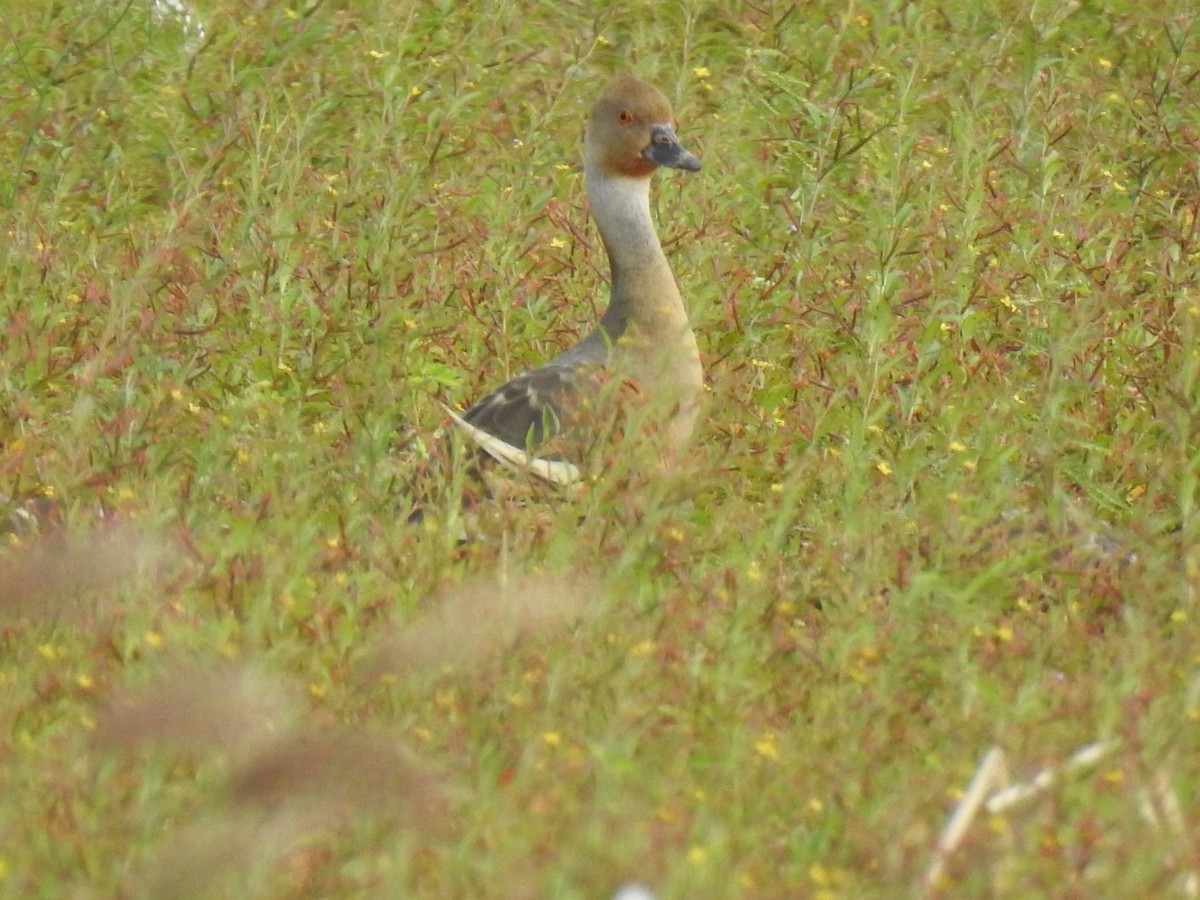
[585,164,684,340]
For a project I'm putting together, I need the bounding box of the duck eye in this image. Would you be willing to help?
[617,109,633,125]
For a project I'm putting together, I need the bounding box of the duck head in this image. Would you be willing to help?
[586,75,701,178]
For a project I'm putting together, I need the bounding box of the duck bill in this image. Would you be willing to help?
[643,125,701,172]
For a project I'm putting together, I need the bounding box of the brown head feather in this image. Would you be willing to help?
[587,75,684,178]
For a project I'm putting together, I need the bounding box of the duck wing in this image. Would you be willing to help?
[462,361,587,453]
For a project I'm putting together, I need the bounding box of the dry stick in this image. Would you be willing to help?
[985,740,1112,813]
[924,747,1008,890]
[1140,769,1199,898]
[924,740,1114,892]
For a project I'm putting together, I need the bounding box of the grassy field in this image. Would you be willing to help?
[3,0,1199,896]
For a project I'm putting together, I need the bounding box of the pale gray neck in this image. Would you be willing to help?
[584,162,681,338]
[586,167,664,274]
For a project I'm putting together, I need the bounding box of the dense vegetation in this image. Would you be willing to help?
[2,1,1198,896]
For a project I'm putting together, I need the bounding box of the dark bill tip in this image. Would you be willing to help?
[643,125,702,172]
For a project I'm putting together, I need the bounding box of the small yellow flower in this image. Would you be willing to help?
[688,845,707,865]
[1098,57,1113,69]
[308,682,327,699]
[1171,610,1188,624]
[631,640,656,657]
[409,85,423,98]
[693,66,710,79]
[144,631,164,648]
[876,461,893,476]
[948,440,967,453]
[542,731,562,746]
[995,625,1013,642]
[755,733,779,760]
[76,674,95,691]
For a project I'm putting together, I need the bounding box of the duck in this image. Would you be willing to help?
[445,74,703,488]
